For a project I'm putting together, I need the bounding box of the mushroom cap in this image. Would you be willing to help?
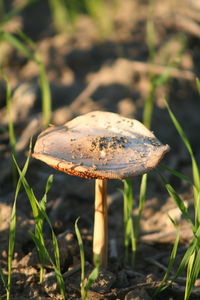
[33,111,169,180]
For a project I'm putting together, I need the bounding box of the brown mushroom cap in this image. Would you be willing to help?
[33,111,169,180]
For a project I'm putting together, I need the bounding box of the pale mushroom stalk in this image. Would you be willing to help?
[93,178,108,268]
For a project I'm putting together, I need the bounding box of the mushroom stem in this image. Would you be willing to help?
[93,178,108,268]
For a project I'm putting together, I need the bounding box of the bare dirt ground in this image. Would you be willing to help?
[1,0,200,299]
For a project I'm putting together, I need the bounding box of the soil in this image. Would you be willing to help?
[1,0,200,299]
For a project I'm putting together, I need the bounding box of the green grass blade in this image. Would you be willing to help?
[159,164,193,185]
[0,266,7,292]
[186,248,200,300]
[31,192,65,296]
[3,75,16,156]
[158,171,193,228]
[194,191,200,229]
[7,197,17,300]
[16,30,36,50]
[39,174,54,219]
[45,174,54,194]
[146,3,156,61]
[143,3,156,128]
[155,219,180,295]
[165,100,200,190]
[0,267,9,299]
[75,218,99,299]
[191,156,200,191]
[75,217,86,299]
[75,218,85,283]
[173,224,200,281]
[84,266,99,291]
[184,250,196,300]
[165,101,193,155]
[0,30,36,61]
[143,83,155,129]
[13,30,51,127]
[14,29,52,128]
[143,4,171,129]
[0,72,17,185]
[84,0,112,37]
[143,69,171,128]
[35,175,54,282]
[0,0,40,25]
[48,0,71,33]
[0,0,5,19]
[166,184,191,222]
[38,64,52,127]
[51,232,64,287]
[6,147,31,300]
[196,78,200,94]
[165,100,200,228]
[37,203,64,294]
[173,241,196,281]
[135,174,147,241]
[143,62,171,128]
[13,154,38,219]
[14,154,65,298]
[33,192,65,297]
[123,179,136,264]
[0,30,52,128]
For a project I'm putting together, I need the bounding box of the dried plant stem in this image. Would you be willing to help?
[93,179,108,268]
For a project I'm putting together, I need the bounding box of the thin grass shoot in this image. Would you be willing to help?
[84,0,113,38]
[0,73,17,185]
[0,0,40,26]
[135,173,147,242]
[48,0,72,34]
[165,100,200,226]
[6,142,31,300]
[123,174,147,267]
[75,217,99,300]
[154,216,180,295]
[0,30,52,128]
[123,178,135,265]
[157,101,200,300]
[13,152,65,299]
[75,217,87,299]
[196,78,200,94]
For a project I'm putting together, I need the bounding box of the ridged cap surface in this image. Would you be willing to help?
[33,111,169,179]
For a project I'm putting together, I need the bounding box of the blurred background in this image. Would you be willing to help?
[0,0,200,153]
[0,1,200,298]
[1,0,200,164]
[1,0,200,243]
[0,0,200,231]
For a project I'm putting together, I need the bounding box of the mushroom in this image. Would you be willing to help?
[32,111,169,268]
